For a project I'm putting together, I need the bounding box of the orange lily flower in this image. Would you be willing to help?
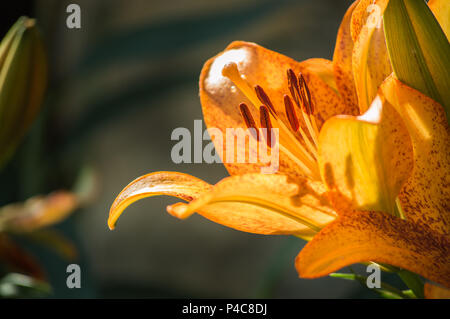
[108,0,450,294]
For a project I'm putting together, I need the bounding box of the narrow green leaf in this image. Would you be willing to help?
[384,0,450,121]
[330,271,412,299]
[397,270,424,299]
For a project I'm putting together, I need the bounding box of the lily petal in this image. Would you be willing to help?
[428,0,449,40]
[350,0,388,42]
[352,0,391,113]
[199,41,353,177]
[424,283,450,299]
[381,77,450,235]
[108,171,212,230]
[0,191,78,233]
[167,174,336,238]
[318,92,413,216]
[333,0,359,109]
[296,210,450,288]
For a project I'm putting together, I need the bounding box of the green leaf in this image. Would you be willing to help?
[383,0,450,121]
[397,269,424,299]
[330,272,412,299]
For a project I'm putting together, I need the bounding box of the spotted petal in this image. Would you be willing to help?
[167,174,336,239]
[109,171,336,238]
[381,76,450,235]
[352,0,391,113]
[296,210,450,288]
[333,0,359,109]
[429,0,450,40]
[318,91,413,216]
[199,41,354,177]
[424,283,450,299]
[108,171,212,229]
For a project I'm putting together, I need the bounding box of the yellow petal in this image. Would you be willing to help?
[296,211,450,288]
[167,174,336,239]
[199,41,353,177]
[333,0,359,109]
[381,76,450,235]
[318,93,413,216]
[350,0,388,42]
[352,0,392,113]
[0,191,78,233]
[424,283,450,299]
[428,0,450,40]
[108,171,212,230]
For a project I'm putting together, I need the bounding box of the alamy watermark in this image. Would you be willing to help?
[66,4,81,29]
[170,120,279,174]
[366,264,381,289]
[66,264,81,289]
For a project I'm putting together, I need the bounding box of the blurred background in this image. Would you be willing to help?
[0,0,383,298]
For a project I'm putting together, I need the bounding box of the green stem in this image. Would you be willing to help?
[330,272,412,299]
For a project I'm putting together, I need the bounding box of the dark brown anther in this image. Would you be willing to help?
[297,74,308,114]
[298,73,314,115]
[287,69,300,106]
[284,95,299,132]
[239,103,258,140]
[239,103,256,129]
[259,105,273,148]
[255,85,277,116]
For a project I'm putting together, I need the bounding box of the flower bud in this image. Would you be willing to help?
[0,17,47,169]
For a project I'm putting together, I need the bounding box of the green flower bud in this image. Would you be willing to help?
[0,17,47,169]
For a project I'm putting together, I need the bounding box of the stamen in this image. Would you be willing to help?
[284,95,299,132]
[298,73,316,115]
[255,85,277,116]
[278,144,320,180]
[287,69,300,106]
[259,105,273,148]
[239,103,257,130]
[284,95,318,159]
[297,73,320,147]
[239,103,258,140]
[223,63,321,180]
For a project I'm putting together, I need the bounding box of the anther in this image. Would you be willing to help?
[287,69,300,106]
[239,103,259,140]
[298,73,314,115]
[259,105,273,148]
[239,103,256,129]
[255,85,277,116]
[284,95,299,132]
